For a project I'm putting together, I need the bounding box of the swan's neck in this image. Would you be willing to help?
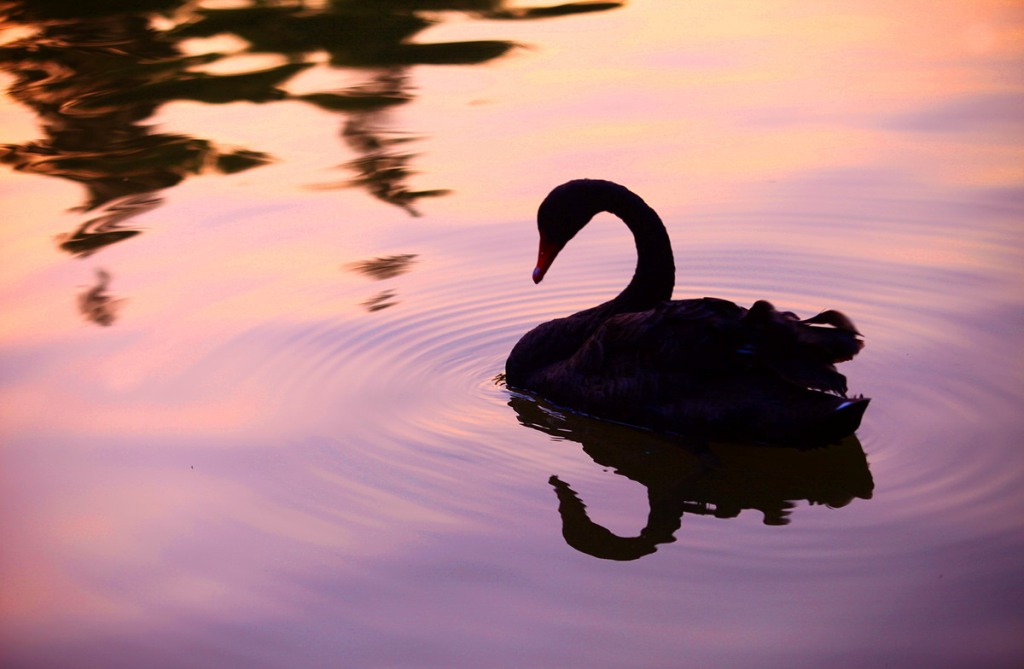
[604,188,675,311]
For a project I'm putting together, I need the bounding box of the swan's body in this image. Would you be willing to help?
[505,179,868,446]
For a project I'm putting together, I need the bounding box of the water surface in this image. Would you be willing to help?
[2,1,1023,667]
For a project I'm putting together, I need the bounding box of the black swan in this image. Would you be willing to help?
[505,179,869,446]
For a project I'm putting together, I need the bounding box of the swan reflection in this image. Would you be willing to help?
[508,393,874,561]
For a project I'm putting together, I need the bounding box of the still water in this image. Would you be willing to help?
[1,1,1022,667]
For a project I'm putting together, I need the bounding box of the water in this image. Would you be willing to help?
[2,1,1023,667]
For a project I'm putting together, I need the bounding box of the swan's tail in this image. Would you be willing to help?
[797,308,865,362]
[816,397,871,443]
[742,300,865,396]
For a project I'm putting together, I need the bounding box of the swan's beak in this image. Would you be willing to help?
[533,238,560,284]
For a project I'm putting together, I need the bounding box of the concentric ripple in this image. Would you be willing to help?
[206,208,1021,543]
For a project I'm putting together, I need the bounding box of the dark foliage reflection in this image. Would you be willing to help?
[77,268,123,326]
[347,253,418,280]
[0,2,274,257]
[509,392,874,561]
[1,0,622,322]
[347,253,418,311]
[1,0,623,244]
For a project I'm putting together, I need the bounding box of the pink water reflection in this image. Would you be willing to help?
[2,1,1024,668]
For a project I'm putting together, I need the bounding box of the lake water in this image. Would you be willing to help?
[1,1,1022,667]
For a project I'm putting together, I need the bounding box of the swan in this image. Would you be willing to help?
[505,179,868,446]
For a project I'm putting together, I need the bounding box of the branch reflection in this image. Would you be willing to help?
[508,392,874,561]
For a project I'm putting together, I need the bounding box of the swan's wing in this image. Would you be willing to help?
[740,300,864,395]
[569,298,863,396]
[568,298,747,376]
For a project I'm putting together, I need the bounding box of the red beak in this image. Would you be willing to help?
[533,238,560,283]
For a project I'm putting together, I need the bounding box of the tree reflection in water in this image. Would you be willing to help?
[508,392,874,561]
[0,0,622,324]
[0,0,623,248]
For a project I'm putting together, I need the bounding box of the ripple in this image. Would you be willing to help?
[207,211,1021,547]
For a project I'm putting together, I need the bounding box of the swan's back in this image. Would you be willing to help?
[508,297,865,444]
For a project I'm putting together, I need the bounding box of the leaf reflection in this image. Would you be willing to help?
[56,195,153,257]
[347,253,418,280]
[508,392,874,561]
[347,253,418,311]
[362,289,399,312]
[77,268,124,326]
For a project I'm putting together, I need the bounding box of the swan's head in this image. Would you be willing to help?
[533,180,613,283]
